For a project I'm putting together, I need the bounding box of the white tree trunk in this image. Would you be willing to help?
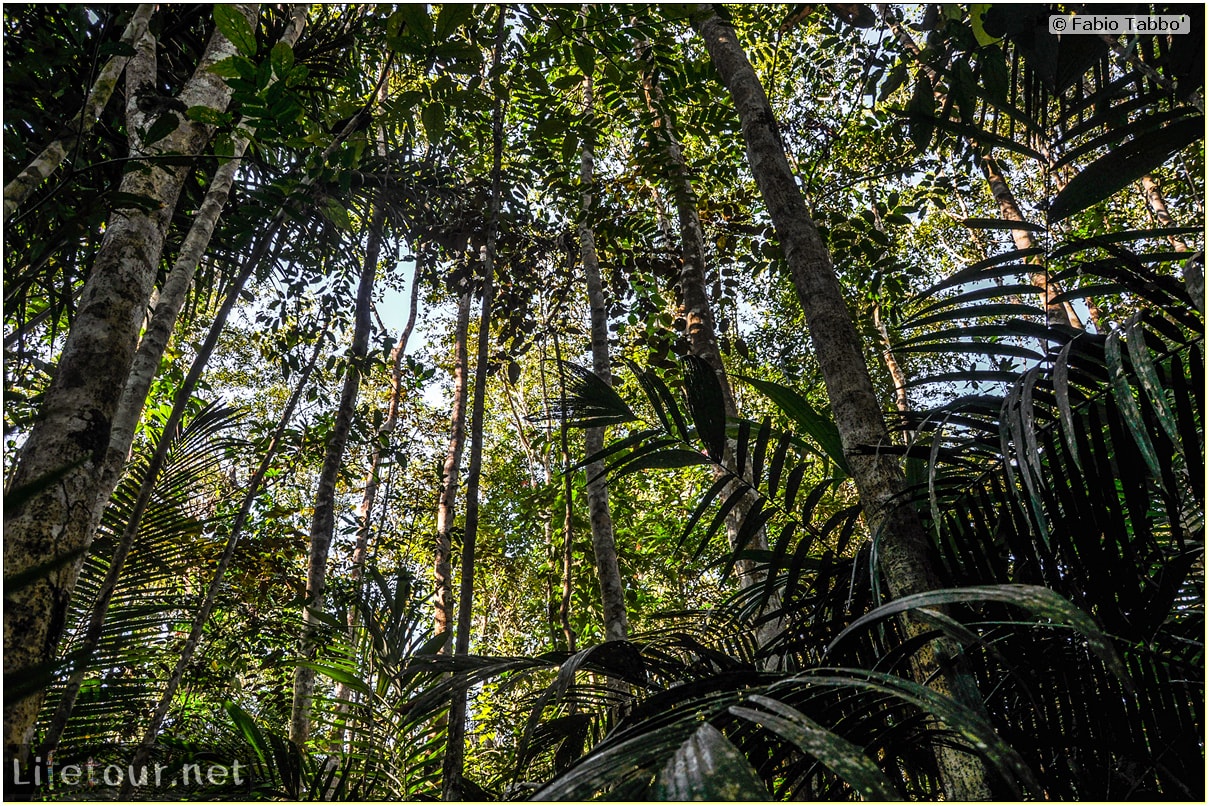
[3,5,155,221]
[2,4,257,765]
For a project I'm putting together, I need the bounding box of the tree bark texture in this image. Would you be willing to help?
[1141,174,1191,252]
[3,4,155,222]
[694,9,993,799]
[980,156,1084,328]
[435,289,471,653]
[2,4,256,765]
[637,36,769,589]
[98,5,310,524]
[579,73,629,643]
[290,213,381,746]
[874,300,910,415]
[443,12,506,801]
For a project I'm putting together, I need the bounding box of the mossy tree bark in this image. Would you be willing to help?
[693,8,994,798]
[2,4,256,765]
[579,72,629,643]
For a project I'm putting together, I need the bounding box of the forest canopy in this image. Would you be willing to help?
[2,2,1205,801]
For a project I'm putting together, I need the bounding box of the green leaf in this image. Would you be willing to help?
[550,360,638,430]
[143,111,181,146]
[323,199,352,230]
[224,701,271,767]
[683,356,727,461]
[739,375,849,476]
[1124,315,1182,454]
[561,131,578,165]
[1052,337,1084,473]
[295,661,371,696]
[615,448,710,476]
[551,74,583,90]
[907,74,934,151]
[1048,115,1204,223]
[654,722,770,801]
[900,112,1047,162]
[397,4,432,43]
[270,41,294,77]
[185,105,230,126]
[572,42,595,76]
[421,102,446,143]
[772,669,1040,798]
[970,3,1001,45]
[435,3,473,39]
[730,696,902,801]
[878,63,908,102]
[1105,330,1161,478]
[213,4,257,57]
[825,584,1130,686]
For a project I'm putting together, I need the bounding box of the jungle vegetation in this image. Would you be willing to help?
[3,2,1204,801]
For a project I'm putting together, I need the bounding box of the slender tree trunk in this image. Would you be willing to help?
[537,332,563,648]
[553,333,579,651]
[435,289,471,652]
[290,208,382,746]
[96,5,310,523]
[638,36,768,589]
[443,11,506,801]
[2,5,255,765]
[873,300,910,415]
[115,319,331,798]
[579,72,629,642]
[693,9,993,798]
[350,259,421,612]
[980,156,1084,328]
[1141,174,1191,252]
[3,4,155,221]
[330,258,423,733]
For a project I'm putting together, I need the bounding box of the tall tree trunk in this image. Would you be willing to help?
[638,37,768,589]
[553,332,579,651]
[693,9,993,799]
[96,5,310,525]
[3,4,155,222]
[980,156,1084,328]
[579,72,629,642]
[443,10,506,800]
[350,259,421,614]
[435,288,471,653]
[330,258,423,736]
[885,13,1082,332]
[1141,174,1192,252]
[537,332,563,648]
[2,5,256,765]
[114,317,330,798]
[290,208,382,746]
[1142,174,1202,314]
[873,300,910,415]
